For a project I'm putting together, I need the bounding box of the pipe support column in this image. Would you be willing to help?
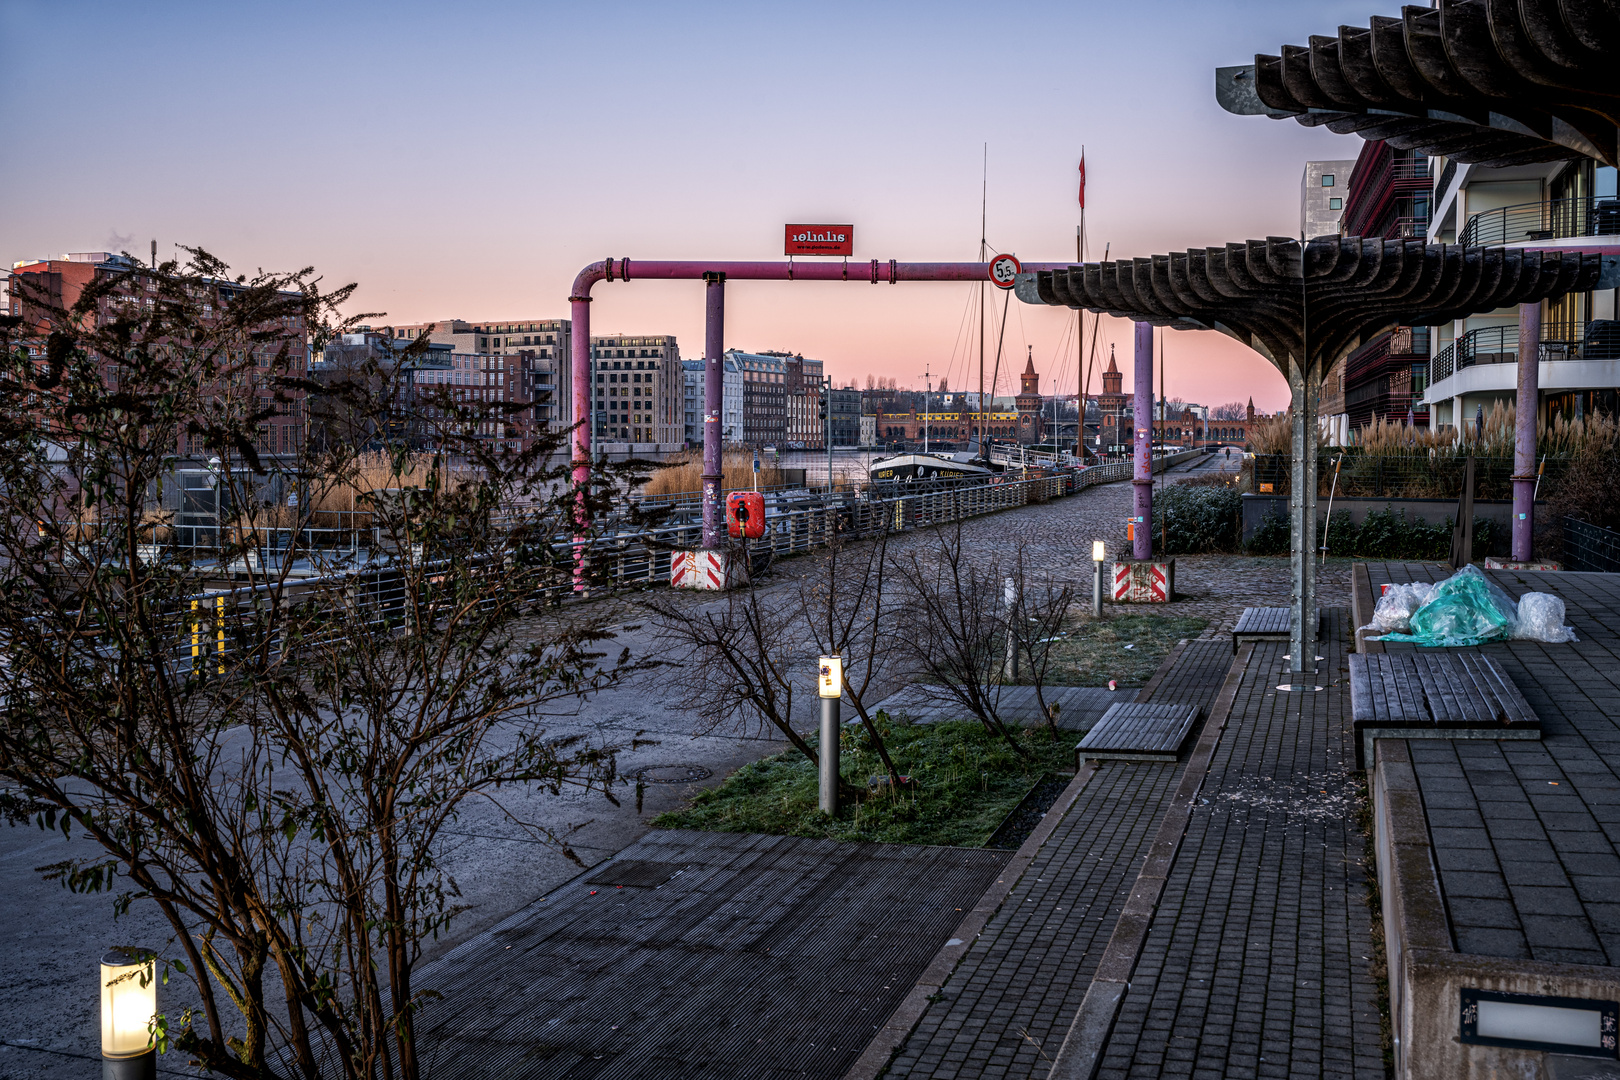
[570,295,593,587]
[1512,302,1541,562]
[1132,321,1153,561]
[701,274,726,551]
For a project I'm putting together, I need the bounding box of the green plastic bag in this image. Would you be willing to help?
[1376,565,1517,648]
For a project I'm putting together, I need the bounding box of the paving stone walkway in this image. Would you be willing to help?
[884,641,1235,1080]
[1092,617,1384,1080]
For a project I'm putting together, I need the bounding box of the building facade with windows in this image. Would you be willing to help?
[1423,157,1620,430]
[1301,159,1356,239]
[784,355,825,449]
[8,252,308,462]
[590,335,682,447]
[390,319,569,433]
[681,357,743,446]
[828,387,862,447]
[730,350,789,447]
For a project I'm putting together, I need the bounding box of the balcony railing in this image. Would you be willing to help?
[1428,321,1620,388]
[1461,196,1620,247]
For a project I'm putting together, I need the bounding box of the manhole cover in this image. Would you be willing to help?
[633,764,713,784]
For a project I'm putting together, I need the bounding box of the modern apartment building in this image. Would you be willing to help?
[681,357,743,446]
[389,319,568,433]
[1302,159,1357,240]
[590,334,682,447]
[1423,157,1620,429]
[730,350,789,447]
[1333,141,1435,437]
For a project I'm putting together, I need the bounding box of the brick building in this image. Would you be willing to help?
[7,252,308,462]
[731,350,788,447]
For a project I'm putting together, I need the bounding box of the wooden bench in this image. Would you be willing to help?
[1075,702,1200,764]
[1348,652,1540,768]
[1232,606,1322,652]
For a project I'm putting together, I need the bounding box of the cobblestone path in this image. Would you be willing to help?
[1093,615,1385,1080]
[886,642,1235,1080]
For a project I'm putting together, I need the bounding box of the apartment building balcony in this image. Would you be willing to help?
[1461,196,1620,248]
[1425,319,1620,417]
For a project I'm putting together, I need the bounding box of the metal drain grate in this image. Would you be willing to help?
[586,859,689,889]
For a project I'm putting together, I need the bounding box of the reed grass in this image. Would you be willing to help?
[641,451,784,498]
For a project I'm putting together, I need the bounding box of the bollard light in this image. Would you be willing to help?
[1091,540,1107,617]
[101,948,157,1079]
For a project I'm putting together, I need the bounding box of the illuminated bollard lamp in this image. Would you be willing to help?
[101,948,157,1080]
[1091,540,1106,618]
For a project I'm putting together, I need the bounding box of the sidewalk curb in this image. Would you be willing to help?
[1043,642,1254,1080]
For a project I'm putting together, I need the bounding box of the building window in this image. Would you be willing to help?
[1328,197,1342,210]
[1321,174,1335,187]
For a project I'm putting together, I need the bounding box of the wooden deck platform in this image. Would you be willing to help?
[1231,606,1322,652]
[1074,702,1200,763]
[1348,651,1541,768]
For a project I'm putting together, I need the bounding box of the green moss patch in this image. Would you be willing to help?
[651,717,1075,848]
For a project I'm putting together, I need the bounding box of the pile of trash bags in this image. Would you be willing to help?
[1362,565,1579,647]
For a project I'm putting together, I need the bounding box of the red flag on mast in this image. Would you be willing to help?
[1077,153,1086,210]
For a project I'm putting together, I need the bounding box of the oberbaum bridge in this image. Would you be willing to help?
[546,3,1620,1079]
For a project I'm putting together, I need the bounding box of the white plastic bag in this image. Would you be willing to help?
[1362,582,1436,635]
[1512,592,1579,643]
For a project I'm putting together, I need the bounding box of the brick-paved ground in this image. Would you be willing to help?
[1367,563,1620,967]
[1093,617,1385,1080]
[886,641,1234,1080]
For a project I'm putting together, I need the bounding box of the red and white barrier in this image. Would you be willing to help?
[671,549,746,591]
[1109,559,1174,603]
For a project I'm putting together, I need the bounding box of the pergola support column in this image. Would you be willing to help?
[1132,321,1153,560]
[1287,361,1319,680]
[1511,302,1541,563]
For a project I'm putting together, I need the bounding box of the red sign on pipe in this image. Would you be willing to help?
[784,224,854,256]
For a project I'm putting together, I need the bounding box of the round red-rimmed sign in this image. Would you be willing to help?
[989,254,1021,288]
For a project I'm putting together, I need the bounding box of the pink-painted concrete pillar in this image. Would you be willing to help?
[570,293,592,587]
[701,273,726,550]
[1132,321,1154,560]
[1512,301,1541,562]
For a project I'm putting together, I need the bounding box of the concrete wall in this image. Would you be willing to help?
[1241,494,1543,556]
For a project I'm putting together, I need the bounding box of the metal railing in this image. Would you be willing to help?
[1461,196,1620,247]
[1564,517,1620,573]
[1427,321,1617,389]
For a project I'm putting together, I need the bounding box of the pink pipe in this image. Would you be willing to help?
[565,258,1067,549]
[1132,322,1154,561]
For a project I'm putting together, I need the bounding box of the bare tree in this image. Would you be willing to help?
[1002,546,1077,741]
[1212,401,1247,420]
[890,519,1027,757]
[797,527,905,787]
[643,585,817,765]
[0,249,645,1080]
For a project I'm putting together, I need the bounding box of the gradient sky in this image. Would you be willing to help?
[0,0,1378,412]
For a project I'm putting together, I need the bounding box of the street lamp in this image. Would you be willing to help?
[101,948,156,1080]
[1092,540,1107,617]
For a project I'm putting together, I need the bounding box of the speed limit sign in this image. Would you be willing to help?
[989,254,1021,289]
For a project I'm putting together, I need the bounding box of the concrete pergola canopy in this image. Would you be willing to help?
[1014,236,1611,376]
[1215,0,1620,167]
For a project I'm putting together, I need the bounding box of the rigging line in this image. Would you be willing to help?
[988,286,1012,405]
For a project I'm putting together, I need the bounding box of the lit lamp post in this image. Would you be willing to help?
[817,655,842,816]
[1091,540,1106,617]
[101,948,156,1080]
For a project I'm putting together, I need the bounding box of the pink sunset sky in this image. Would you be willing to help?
[0,0,1378,413]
